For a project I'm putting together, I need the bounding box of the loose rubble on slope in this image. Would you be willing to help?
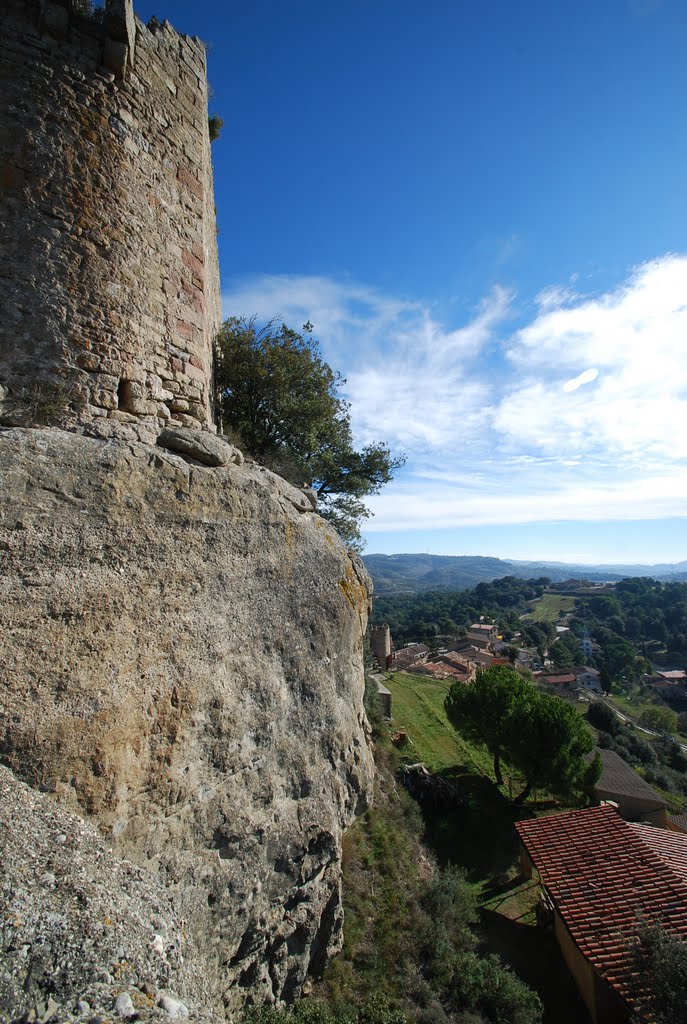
[0,765,219,1023]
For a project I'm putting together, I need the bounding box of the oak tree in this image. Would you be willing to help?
[215,316,404,549]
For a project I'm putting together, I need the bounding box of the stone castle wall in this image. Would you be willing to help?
[0,0,222,437]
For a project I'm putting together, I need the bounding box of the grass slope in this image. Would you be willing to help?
[525,593,576,623]
[385,672,525,894]
[382,671,591,1023]
[385,671,492,774]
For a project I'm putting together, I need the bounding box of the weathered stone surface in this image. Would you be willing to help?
[0,765,218,1023]
[0,427,374,1018]
[157,426,244,466]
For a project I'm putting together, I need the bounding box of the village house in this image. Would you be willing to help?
[593,749,668,827]
[414,660,471,682]
[646,669,687,704]
[433,651,476,681]
[392,642,430,671]
[538,671,578,692]
[580,636,594,659]
[468,621,498,642]
[574,665,602,693]
[448,637,481,655]
[471,649,496,670]
[515,805,687,1024]
[464,632,493,651]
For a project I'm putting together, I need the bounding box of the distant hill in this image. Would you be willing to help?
[363,553,687,595]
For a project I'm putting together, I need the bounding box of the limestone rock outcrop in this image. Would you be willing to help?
[0,426,374,1020]
[0,765,216,1022]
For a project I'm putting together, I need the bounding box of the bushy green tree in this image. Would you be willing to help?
[445,666,531,786]
[215,317,404,549]
[453,953,543,1024]
[586,700,620,735]
[445,666,599,802]
[507,692,600,803]
[639,705,678,734]
[633,924,687,1024]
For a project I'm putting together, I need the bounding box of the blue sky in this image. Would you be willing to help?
[138,0,687,564]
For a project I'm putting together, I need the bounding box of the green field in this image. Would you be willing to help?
[385,670,493,774]
[526,592,576,623]
[385,671,522,892]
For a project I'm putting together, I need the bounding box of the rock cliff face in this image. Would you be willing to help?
[0,426,374,1021]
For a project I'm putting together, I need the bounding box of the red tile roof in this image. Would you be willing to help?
[631,822,687,883]
[541,672,577,685]
[414,661,468,681]
[515,806,687,1010]
[435,652,473,670]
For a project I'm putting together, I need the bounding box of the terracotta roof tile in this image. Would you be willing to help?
[541,673,577,685]
[631,822,687,883]
[515,805,687,1010]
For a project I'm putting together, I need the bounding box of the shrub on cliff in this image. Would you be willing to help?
[314,739,542,1024]
[215,316,405,550]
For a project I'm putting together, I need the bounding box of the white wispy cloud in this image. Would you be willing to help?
[222,254,687,534]
[497,254,687,463]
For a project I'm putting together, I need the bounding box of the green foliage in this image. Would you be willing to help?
[384,672,495,776]
[638,705,678,734]
[452,953,543,1024]
[445,667,531,785]
[586,700,620,735]
[318,737,541,1024]
[372,578,548,646]
[445,667,597,803]
[208,114,224,141]
[549,630,584,670]
[507,693,599,803]
[242,997,408,1024]
[576,576,687,663]
[632,924,687,1024]
[363,674,385,738]
[215,316,404,549]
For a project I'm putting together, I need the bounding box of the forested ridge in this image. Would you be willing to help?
[371,576,550,643]
[373,576,687,650]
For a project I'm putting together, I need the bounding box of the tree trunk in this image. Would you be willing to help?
[514,780,532,805]
[493,751,504,787]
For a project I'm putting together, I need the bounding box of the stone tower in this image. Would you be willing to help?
[0,0,222,438]
[370,623,393,670]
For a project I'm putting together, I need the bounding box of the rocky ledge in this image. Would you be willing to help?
[0,427,374,1021]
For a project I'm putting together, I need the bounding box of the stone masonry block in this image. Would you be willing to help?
[176,165,204,202]
[103,38,129,79]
